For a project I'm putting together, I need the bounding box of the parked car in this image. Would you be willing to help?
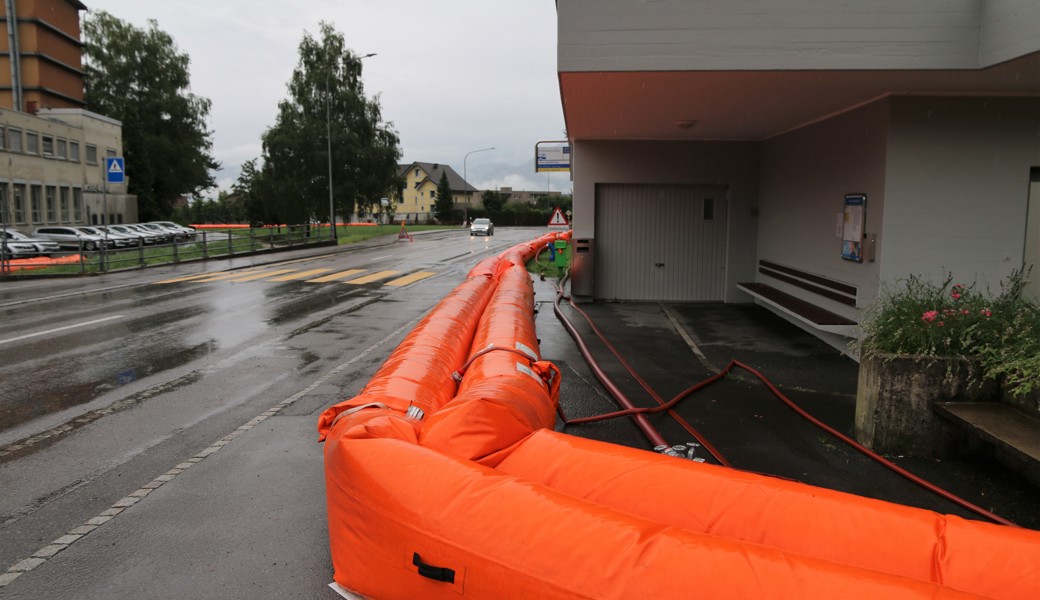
[470,218,494,236]
[33,226,107,251]
[124,224,170,244]
[148,221,196,241]
[1,229,61,257]
[106,224,161,245]
[89,226,140,248]
[128,223,173,243]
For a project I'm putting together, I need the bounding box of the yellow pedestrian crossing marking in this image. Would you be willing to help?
[306,269,365,283]
[155,267,435,288]
[385,271,437,287]
[267,268,333,282]
[157,270,262,284]
[226,269,299,282]
[343,270,400,285]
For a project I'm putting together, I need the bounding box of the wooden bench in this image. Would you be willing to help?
[934,402,1040,488]
[737,260,857,336]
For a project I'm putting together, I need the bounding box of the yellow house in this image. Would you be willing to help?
[393,161,477,224]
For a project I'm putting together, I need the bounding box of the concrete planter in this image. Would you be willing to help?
[855,352,998,457]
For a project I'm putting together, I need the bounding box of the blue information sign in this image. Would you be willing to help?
[106,157,126,184]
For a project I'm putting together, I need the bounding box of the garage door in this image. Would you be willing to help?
[595,184,728,301]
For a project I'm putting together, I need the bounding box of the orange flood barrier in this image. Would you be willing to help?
[2,255,82,271]
[320,230,1040,600]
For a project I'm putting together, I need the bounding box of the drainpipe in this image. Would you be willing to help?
[4,0,23,112]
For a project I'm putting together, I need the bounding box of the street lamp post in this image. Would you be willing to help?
[463,147,495,224]
[327,52,376,241]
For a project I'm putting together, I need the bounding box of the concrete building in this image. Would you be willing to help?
[1,0,87,113]
[393,161,477,223]
[1,0,135,231]
[498,187,564,206]
[556,0,1040,350]
[1,106,134,229]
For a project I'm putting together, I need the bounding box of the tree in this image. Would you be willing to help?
[433,172,455,223]
[481,189,507,213]
[256,22,401,225]
[83,11,219,221]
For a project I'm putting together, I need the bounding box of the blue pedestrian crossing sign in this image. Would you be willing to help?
[105,157,126,184]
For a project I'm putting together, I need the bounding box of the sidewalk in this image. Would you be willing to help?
[534,279,1040,530]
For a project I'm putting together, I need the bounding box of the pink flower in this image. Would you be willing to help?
[938,321,945,327]
[922,310,939,322]
[981,308,992,317]
[961,309,970,316]
[952,292,962,300]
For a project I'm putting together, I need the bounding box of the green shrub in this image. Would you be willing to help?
[856,269,1040,395]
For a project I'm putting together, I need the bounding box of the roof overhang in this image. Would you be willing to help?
[560,53,1040,141]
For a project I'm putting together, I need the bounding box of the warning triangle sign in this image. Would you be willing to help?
[548,207,569,227]
[108,161,123,174]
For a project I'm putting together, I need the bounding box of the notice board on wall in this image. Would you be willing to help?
[841,194,866,262]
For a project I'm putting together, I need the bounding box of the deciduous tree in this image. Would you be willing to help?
[254,22,401,225]
[83,11,218,220]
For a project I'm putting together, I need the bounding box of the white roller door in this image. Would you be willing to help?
[595,184,728,301]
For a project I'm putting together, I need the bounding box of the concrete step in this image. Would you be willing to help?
[935,402,1040,488]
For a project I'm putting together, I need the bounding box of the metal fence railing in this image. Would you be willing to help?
[0,225,334,276]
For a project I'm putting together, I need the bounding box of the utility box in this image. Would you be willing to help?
[553,240,568,267]
[570,238,594,301]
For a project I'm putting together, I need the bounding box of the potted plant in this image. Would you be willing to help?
[854,270,1038,456]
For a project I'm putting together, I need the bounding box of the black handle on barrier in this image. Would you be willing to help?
[412,552,455,583]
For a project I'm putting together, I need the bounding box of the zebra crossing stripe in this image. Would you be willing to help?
[225,269,298,282]
[344,270,400,285]
[385,271,437,287]
[267,268,333,282]
[157,270,262,284]
[306,269,365,283]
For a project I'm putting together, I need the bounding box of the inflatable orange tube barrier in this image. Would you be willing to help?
[320,231,1040,599]
[2,255,82,271]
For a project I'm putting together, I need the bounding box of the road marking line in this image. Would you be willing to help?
[186,270,267,283]
[0,315,125,346]
[225,269,299,282]
[385,271,437,287]
[0,311,424,589]
[307,269,365,283]
[660,303,719,373]
[344,270,400,285]
[267,268,333,281]
[155,270,261,284]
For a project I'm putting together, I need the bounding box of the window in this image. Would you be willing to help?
[415,169,419,177]
[398,197,404,204]
[69,141,80,162]
[46,186,56,222]
[30,185,42,223]
[60,187,70,222]
[0,184,6,223]
[106,148,116,158]
[86,144,98,165]
[73,188,83,222]
[12,184,25,223]
[57,138,67,159]
[0,127,5,150]
[26,132,39,155]
[8,128,22,153]
[42,135,54,156]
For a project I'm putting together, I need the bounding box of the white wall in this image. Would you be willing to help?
[758,100,890,313]
[979,0,1040,66]
[881,96,1040,293]
[571,140,759,302]
[558,0,988,72]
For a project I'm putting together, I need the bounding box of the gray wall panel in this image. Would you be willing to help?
[559,0,995,72]
[596,185,728,301]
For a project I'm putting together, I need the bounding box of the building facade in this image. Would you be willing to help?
[1,0,87,112]
[393,161,477,223]
[1,106,135,230]
[557,0,1040,351]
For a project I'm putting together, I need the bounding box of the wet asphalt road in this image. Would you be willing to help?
[0,226,530,598]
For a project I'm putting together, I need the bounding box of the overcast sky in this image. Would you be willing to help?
[84,0,570,196]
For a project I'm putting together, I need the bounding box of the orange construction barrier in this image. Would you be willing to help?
[2,255,82,271]
[320,230,1040,599]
